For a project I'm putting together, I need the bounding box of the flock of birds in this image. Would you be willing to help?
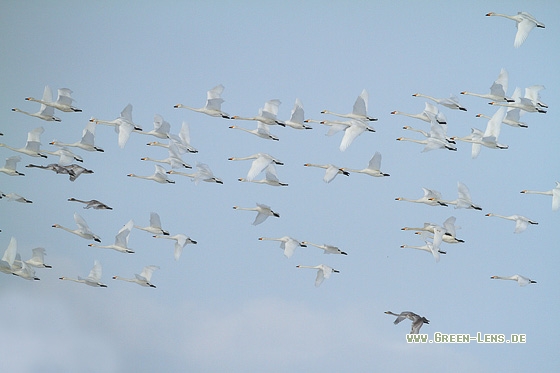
[1,10,554,335]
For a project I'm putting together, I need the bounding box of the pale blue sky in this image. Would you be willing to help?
[1,1,558,372]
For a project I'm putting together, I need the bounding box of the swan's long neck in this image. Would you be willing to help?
[401,244,429,251]
[521,190,551,196]
[304,163,326,169]
[233,206,257,212]
[113,276,137,283]
[60,277,85,284]
[397,137,426,145]
[296,265,319,270]
[489,13,518,22]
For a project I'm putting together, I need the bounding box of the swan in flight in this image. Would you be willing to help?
[490,274,537,286]
[486,12,545,48]
[141,142,192,169]
[174,84,231,118]
[0,156,25,176]
[339,119,375,151]
[153,234,197,261]
[67,198,113,210]
[133,114,171,139]
[520,182,560,211]
[59,260,107,287]
[134,212,169,235]
[24,247,52,268]
[232,99,285,126]
[229,153,283,181]
[63,164,94,182]
[402,216,462,241]
[50,122,104,152]
[282,99,312,129]
[415,231,464,244]
[52,212,101,242]
[25,86,82,112]
[401,227,445,262]
[452,107,508,158]
[0,237,18,275]
[321,89,378,121]
[524,85,547,109]
[489,87,546,114]
[475,109,527,128]
[128,164,175,184]
[258,236,307,258]
[397,119,457,152]
[12,86,60,121]
[460,68,513,102]
[485,213,538,233]
[396,136,457,152]
[229,122,279,141]
[396,188,448,207]
[0,192,33,203]
[296,264,339,287]
[43,147,83,166]
[238,167,288,187]
[412,93,467,111]
[300,241,347,255]
[436,182,482,210]
[91,104,142,148]
[390,102,447,124]
[113,265,160,288]
[341,152,389,177]
[147,121,198,154]
[384,311,430,334]
[88,220,135,253]
[233,203,280,225]
[0,127,48,158]
[304,163,349,183]
[11,260,40,281]
[168,162,223,184]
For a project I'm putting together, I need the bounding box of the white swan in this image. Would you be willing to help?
[437,182,482,210]
[147,121,198,154]
[412,93,467,111]
[452,107,508,158]
[12,86,60,121]
[141,142,192,169]
[52,212,101,242]
[300,241,347,255]
[233,203,280,225]
[486,12,545,48]
[24,247,52,268]
[489,86,546,113]
[59,260,107,287]
[43,147,83,166]
[475,108,527,128]
[50,122,104,152]
[321,89,377,121]
[134,212,169,235]
[490,274,537,286]
[402,216,462,240]
[237,165,288,186]
[127,164,175,184]
[67,198,113,210]
[341,152,389,177]
[153,234,197,261]
[229,122,279,141]
[174,84,230,118]
[304,163,349,183]
[397,119,457,152]
[296,264,339,287]
[232,99,285,126]
[91,104,142,148]
[485,213,538,233]
[400,227,445,262]
[228,153,283,181]
[283,99,312,129]
[11,260,40,281]
[390,102,447,124]
[339,119,375,151]
[0,127,48,158]
[25,87,82,112]
[520,182,560,211]
[396,188,448,207]
[133,114,171,139]
[88,220,135,253]
[460,68,512,102]
[524,85,547,108]
[384,311,430,334]
[0,192,33,203]
[0,237,18,274]
[113,265,160,288]
[258,236,306,258]
[168,162,223,184]
[0,156,25,176]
